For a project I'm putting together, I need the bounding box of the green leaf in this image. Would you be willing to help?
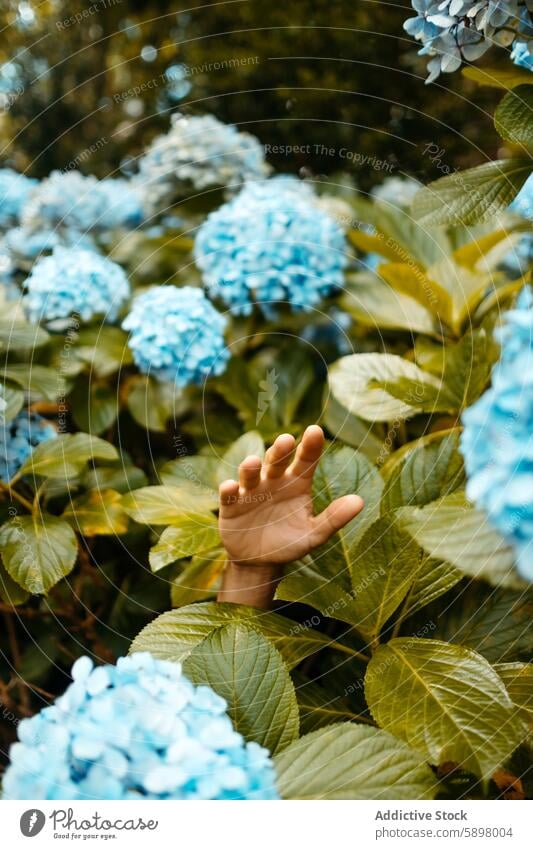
[160,455,219,507]
[62,490,129,536]
[402,556,462,618]
[340,272,437,337]
[149,513,220,571]
[216,431,265,484]
[312,445,384,589]
[432,586,533,664]
[321,394,384,464]
[412,158,532,227]
[2,385,24,422]
[494,86,533,147]
[462,65,533,90]
[184,623,299,753]
[439,328,498,409]
[127,375,186,433]
[372,375,456,415]
[73,326,132,377]
[69,376,119,435]
[276,556,362,626]
[0,557,29,605]
[122,485,218,525]
[381,429,465,512]
[274,723,437,799]
[0,321,49,352]
[365,638,525,780]
[329,353,442,423]
[170,550,226,607]
[493,663,533,729]
[349,517,422,641]
[83,462,148,494]
[0,515,78,595]
[377,262,454,325]
[17,433,118,480]
[3,364,65,402]
[397,491,524,590]
[130,601,335,669]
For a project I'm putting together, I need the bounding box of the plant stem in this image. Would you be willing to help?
[0,481,33,512]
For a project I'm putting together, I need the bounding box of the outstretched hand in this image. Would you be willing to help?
[219,425,364,569]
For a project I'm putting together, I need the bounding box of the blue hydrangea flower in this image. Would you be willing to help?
[404,2,532,83]
[502,174,533,275]
[3,652,279,800]
[511,39,533,69]
[461,287,533,580]
[122,285,230,386]
[22,170,145,233]
[137,114,270,210]
[4,225,96,262]
[0,411,57,482]
[194,177,348,316]
[371,176,422,209]
[24,247,130,323]
[0,168,37,228]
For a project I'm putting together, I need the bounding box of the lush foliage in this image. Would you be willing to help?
[0,2,532,803]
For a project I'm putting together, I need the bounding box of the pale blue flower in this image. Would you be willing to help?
[371,176,422,209]
[404,1,531,82]
[24,246,130,323]
[461,286,533,580]
[194,177,348,316]
[4,225,96,261]
[0,168,37,228]
[0,411,57,481]
[122,285,230,386]
[511,40,533,69]
[22,171,144,233]
[3,653,279,800]
[137,114,270,210]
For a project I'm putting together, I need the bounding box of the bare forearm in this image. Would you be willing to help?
[217,561,284,609]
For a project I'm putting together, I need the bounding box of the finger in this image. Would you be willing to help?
[219,479,239,506]
[310,494,364,548]
[264,433,295,479]
[290,424,325,480]
[238,455,262,489]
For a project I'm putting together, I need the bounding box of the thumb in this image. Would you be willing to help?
[310,494,364,548]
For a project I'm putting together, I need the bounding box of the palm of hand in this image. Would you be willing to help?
[219,426,364,568]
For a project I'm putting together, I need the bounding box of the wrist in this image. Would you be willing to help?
[217,560,284,609]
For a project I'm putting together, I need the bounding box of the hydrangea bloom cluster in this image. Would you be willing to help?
[194,177,348,316]
[0,168,37,228]
[404,2,533,83]
[503,174,533,274]
[0,411,57,481]
[24,247,130,323]
[4,225,95,262]
[370,176,422,209]
[122,285,230,386]
[137,114,270,208]
[3,652,279,800]
[461,287,533,580]
[21,170,144,232]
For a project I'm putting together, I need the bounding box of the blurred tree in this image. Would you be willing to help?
[0,0,504,188]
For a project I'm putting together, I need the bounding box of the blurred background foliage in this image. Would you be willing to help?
[0,0,509,189]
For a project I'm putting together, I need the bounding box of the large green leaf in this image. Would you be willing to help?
[340,272,437,336]
[0,557,29,605]
[122,484,218,525]
[2,384,24,422]
[274,723,437,799]
[412,158,532,227]
[349,517,421,641]
[276,557,362,626]
[292,673,361,734]
[438,328,498,410]
[69,376,119,435]
[16,433,118,480]
[432,586,533,664]
[494,85,533,147]
[130,602,337,669]
[216,431,265,484]
[184,623,299,754]
[0,321,49,352]
[329,353,442,422]
[462,65,533,89]
[3,364,65,402]
[377,262,454,326]
[365,638,525,780]
[402,556,462,618]
[126,375,186,433]
[170,550,226,607]
[62,490,129,536]
[397,492,524,590]
[73,326,132,377]
[380,429,465,513]
[321,394,384,463]
[494,663,533,729]
[0,515,78,595]
[149,513,220,571]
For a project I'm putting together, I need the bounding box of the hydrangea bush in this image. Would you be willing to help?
[0,20,532,805]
